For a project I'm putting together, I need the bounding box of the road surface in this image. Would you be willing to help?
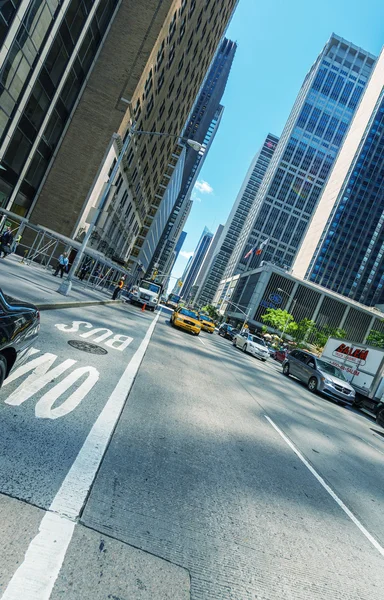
[1,302,383,599]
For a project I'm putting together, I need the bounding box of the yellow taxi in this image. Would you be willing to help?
[199,313,215,333]
[170,306,201,336]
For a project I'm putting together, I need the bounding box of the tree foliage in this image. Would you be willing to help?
[366,329,384,348]
[201,304,219,320]
[291,319,316,343]
[261,308,297,335]
[313,326,346,349]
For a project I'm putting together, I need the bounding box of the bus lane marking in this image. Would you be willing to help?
[1,310,160,600]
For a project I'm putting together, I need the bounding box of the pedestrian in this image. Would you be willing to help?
[112,276,125,300]
[0,226,14,258]
[11,232,22,253]
[79,263,90,281]
[53,252,69,278]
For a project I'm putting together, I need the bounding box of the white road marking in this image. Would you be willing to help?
[2,311,161,600]
[198,337,206,346]
[265,415,384,558]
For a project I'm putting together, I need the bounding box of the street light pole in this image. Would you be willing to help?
[277,288,296,340]
[225,300,252,332]
[58,126,202,296]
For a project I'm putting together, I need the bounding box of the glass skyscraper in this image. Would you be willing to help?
[224,34,376,281]
[195,133,279,306]
[181,226,213,301]
[293,48,384,307]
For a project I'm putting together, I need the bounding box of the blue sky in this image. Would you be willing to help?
[170,0,384,287]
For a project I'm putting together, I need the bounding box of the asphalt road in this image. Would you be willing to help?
[1,304,384,599]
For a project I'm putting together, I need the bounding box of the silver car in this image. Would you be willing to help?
[282,349,355,405]
[233,332,269,361]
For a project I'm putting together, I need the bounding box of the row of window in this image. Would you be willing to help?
[2,0,118,212]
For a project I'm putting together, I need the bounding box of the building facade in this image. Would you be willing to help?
[195,133,279,306]
[292,48,384,308]
[180,225,212,300]
[0,0,238,253]
[146,38,237,281]
[0,0,174,229]
[222,263,384,344]
[222,34,376,281]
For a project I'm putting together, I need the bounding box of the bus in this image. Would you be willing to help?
[166,293,181,309]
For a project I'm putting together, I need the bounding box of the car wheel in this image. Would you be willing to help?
[243,344,247,354]
[283,364,290,376]
[376,406,384,428]
[195,331,200,336]
[308,377,318,393]
[0,354,7,389]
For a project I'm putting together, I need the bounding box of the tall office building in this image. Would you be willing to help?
[0,0,238,253]
[180,226,212,300]
[194,223,224,289]
[146,38,237,280]
[223,34,376,282]
[293,48,384,307]
[195,133,279,306]
[0,0,174,226]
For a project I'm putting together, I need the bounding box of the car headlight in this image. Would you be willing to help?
[323,378,332,385]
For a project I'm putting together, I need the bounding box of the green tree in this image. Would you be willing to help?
[314,326,345,349]
[201,304,219,320]
[261,325,268,335]
[261,308,297,336]
[366,330,384,348]
[291,319,316,343]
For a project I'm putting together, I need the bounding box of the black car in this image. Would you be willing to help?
[0,289,40,388]
[218,323,239,340]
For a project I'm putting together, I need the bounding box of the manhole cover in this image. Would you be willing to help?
[67,340,108,355]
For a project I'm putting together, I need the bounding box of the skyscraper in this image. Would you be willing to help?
[0,0,174,226]
[181,226,213,300]
[293,48,384,307]
[223,34,376,281]
[146,38,237,280]
[195,133,279,306]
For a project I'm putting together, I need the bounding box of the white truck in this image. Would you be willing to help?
[129,279,162,312]
[321,337,384,425]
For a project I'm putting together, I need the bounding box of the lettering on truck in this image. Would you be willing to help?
[332,343,369,365]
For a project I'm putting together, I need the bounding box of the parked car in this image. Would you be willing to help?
[282,349,355,405]
[0,289,40,388]
[170,306,201,336]
[233,332,269,361]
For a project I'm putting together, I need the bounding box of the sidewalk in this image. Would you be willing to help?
[0,254,121,309]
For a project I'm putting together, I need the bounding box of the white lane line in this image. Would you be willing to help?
[265,415,384,558]
[2,311,161,600]
[198,337,206,346]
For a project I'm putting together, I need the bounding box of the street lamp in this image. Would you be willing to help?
[58,126,203,296]
[277,288,296,339]
[225,300,252,332]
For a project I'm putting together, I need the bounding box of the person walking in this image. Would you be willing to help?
[54,252,69,278]
[0,226,14,258]
[112,276,125,300]
[11,233,22,253]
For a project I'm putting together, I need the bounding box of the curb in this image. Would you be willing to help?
[36,299,123,311]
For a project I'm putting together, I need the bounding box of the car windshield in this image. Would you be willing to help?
[179,308,199,319]
[140,281,161,293]
[250,336,266,346]
[316,359,347,381]
[200,315,213,323]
